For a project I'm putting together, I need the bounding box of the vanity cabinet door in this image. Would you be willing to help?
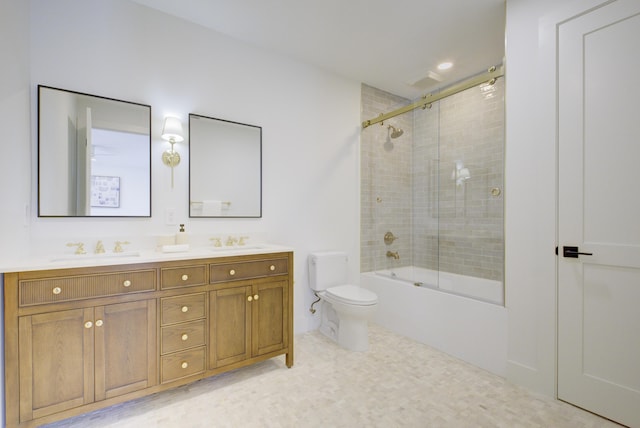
[252,279,288,358]
[209,286,251,368]
[18,308,95,422]
[209,279,289,370]
[18,300,156,423]
[94,300,157,401]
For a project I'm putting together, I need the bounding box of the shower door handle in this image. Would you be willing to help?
[562,246,593,258]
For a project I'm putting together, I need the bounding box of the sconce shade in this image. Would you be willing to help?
[161,116,184,142]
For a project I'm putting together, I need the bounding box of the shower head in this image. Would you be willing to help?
[388,125,404,138]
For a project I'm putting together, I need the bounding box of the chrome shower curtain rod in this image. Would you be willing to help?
[361,64,504,129]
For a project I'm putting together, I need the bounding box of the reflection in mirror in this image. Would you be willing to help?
[189,114,262,218]
[38,85,151,217]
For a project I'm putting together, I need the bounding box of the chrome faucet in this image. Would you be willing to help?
[386,251,400,260]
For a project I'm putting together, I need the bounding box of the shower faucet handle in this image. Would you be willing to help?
[384,232,398,245]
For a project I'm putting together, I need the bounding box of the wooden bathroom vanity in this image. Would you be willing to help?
[3,250,294,428]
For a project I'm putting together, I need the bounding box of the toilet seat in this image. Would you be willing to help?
[325,284,377,306]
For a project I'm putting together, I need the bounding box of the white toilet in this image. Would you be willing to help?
[308,251,378,351]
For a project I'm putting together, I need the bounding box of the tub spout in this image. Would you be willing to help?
[386,251,400,260]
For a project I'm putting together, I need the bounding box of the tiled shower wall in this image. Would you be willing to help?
[360,85,414,273]
[361,79,504,282]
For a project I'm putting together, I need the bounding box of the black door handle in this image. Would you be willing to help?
[563,246,593,258]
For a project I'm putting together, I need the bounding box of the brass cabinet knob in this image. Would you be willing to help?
[269,265,276,271]
[229,269,236,276]
[123,280,132,287]
[84,321,93,329]
[181,362,188,369]
[254,294,259,300]
[52,287,62,295]
[181,306,189,313]
[181,333,188,341]
[247,296,253,302]
[181,274,189,281]
[95,320,103,327]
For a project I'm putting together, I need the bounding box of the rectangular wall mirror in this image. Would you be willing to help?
[189,114,262,218]
[38,85,151,217]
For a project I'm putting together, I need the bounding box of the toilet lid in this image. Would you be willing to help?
[325,284,378,305]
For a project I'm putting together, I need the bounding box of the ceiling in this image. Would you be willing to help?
[131,0,505,100]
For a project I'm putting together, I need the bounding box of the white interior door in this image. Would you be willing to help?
[558,1,640,427]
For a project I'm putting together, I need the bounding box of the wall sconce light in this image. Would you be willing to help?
[161,116,184,188]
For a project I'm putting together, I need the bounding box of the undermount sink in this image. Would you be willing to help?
[210,245,268,252]
[49,251,141,262]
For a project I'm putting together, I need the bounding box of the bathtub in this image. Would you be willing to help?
[361,268,508,376]
[375,266,504,305]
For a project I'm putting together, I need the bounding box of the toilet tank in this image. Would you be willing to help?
[308,251,349,291]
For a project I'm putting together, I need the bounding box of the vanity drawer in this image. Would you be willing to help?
[161,293,206,325]
[161,265,207,289]
[161,347,206,383]
[209,258,288,283]
[161,319,206,354]
[19,270,156,306]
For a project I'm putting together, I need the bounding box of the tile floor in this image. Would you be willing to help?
[44,325,620,428]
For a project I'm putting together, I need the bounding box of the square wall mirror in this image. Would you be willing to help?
[189,114,262,218]
[38,85,151,217]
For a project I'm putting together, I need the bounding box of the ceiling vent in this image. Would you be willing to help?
[407,70,443,90]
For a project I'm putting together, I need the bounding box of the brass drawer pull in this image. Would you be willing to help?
[247,296,253,302]
[181,333,189,341]
[181,274,189,281]
[95,320,103,327]
[181,362,189,369]
[123,280,132,287]
[84,321,93,329]
[229,269,236,276]
[270,265,276,271]
[254,294,259,300]
[181,306,189,313]
[52,287,62,295]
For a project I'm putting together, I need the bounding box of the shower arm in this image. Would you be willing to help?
[362,64,504,129]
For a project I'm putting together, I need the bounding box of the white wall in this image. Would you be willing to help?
[0,0,31,423]
[505,0,559,397]
[3,0,361,335]
[0,0,31,259]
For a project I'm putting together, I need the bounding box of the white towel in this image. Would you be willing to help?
[202,200,222,216]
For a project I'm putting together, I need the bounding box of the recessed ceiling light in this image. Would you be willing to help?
[437,62,453,71]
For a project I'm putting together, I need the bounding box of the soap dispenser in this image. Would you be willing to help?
[176,224,189,245]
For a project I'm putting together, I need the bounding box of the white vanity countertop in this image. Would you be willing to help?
[0,244,294,273]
